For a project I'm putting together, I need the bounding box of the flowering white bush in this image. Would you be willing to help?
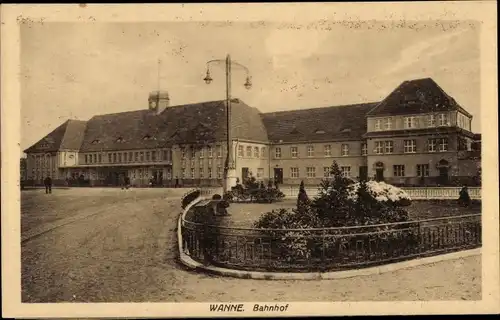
[347,181,411,204]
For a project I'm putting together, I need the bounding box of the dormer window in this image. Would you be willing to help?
[91,139,100,144]
[341,128,351,133]
[116,137,124,143]
[315,129,326,134]
[143,135,155,140]
[290,127,300,135]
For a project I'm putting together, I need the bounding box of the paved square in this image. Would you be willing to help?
[22,188,481,302]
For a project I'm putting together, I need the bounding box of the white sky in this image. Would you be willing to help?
[21,20,481,152]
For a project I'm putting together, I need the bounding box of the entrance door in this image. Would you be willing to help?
[242,167,249,182]
[438,167,449,185]
[359,166,368,181]
[375,169,384,182]
[273,168,284,184]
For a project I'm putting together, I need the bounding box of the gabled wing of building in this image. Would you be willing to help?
[24,119,87,153]
[261,102,378,143]
[367,78,473,117]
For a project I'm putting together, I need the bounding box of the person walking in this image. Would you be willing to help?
[44,176,52,194]
[175,176,179,188]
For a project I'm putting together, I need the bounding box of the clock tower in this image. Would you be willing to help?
[148,90,170,115]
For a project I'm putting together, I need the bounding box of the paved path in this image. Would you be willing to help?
[21,189,481,302]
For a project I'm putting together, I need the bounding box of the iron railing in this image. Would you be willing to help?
[181,213,481,272]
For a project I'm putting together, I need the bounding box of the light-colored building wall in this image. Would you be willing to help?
[269,141,367,185]
[367,111,457,132]
[234,141,269,182]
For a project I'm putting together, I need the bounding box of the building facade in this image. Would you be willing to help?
[24,78,481,187]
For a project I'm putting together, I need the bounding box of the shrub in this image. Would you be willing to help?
[226,174,284,203]
[253,160,415,263]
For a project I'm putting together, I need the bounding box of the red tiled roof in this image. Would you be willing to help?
[367,78,473,118]
[261,102,378,143]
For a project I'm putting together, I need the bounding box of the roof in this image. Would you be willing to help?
[24,120,87,153]
[261,102,378,143]
[367,78,473,118]
[79,98,268,152]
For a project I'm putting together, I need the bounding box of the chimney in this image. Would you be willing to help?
[148,90,170,115]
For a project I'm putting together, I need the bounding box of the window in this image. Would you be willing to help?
[404,116,416,129]
[216,146,222,158]
[404,140,417,153]
[275,147,282,159]
[438,138,448,152]
[261,147,266,158]
[384,141,394,154]
[199,167,204,179]
[207,146,213,158]
[118,153,122,163]
[324,145,332,157]
[85,155,88,164]
[254,147,259,158]
[89,155,93,164]
[438,113,447,126]
[113,153,117,163]
[384,118,392,130]
[341,144,349,156]
[208,167,212,179]
[246,146,252,157]
[417,164,430,177]
[375,141,384,154]
[190,168,195,179]
[306,167,316,178]
[134,152,139,162]
[181,159,186,168]
[108,154,112,163]
[163,150,170,161]
[291,146,298,158]
[98,154,102,163]
[93,154,97,163]
[145,152,150,161]
[152,151,156,161]
[361,143,367,156]
[428,139,436,152]
[428,114,436,127]
[217,167,222,179]
[140,152,144,162]
[199,148,204,159]
[393,165,405,177]
[375,119,382,131]
[124,153,128,162]
[181,148,186,159]
[190,158,195,167]
[341,166,351,178]
[257,168,264,178]
[290,167,299,178]
[323,167,332,178]
[307,145,314,157]
[238,146,243,158]
[181,168,186,179]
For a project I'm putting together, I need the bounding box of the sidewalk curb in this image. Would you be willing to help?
[179,247,481,280]
[177,198,481,280]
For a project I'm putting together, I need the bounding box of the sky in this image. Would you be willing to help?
[20,20,481,153]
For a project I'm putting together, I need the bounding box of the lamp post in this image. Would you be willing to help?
[203,54,252,193]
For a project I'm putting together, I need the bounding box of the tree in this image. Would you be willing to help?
[310,161,353,226]
[297,180,310,214]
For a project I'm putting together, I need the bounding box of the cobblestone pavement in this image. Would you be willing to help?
[21,189,481,302]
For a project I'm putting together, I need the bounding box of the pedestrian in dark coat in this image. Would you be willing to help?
[458,185,471,207]
[44,176,52,194]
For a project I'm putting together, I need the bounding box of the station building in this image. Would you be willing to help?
[24,78,481,187]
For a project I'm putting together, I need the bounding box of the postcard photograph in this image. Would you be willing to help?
[1,2,498,318]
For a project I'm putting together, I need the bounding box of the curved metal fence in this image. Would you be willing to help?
[181,212,481,272]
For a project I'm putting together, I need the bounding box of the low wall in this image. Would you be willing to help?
[281,186,481,200]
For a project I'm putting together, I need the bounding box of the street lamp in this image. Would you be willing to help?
[203,54,252,193]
